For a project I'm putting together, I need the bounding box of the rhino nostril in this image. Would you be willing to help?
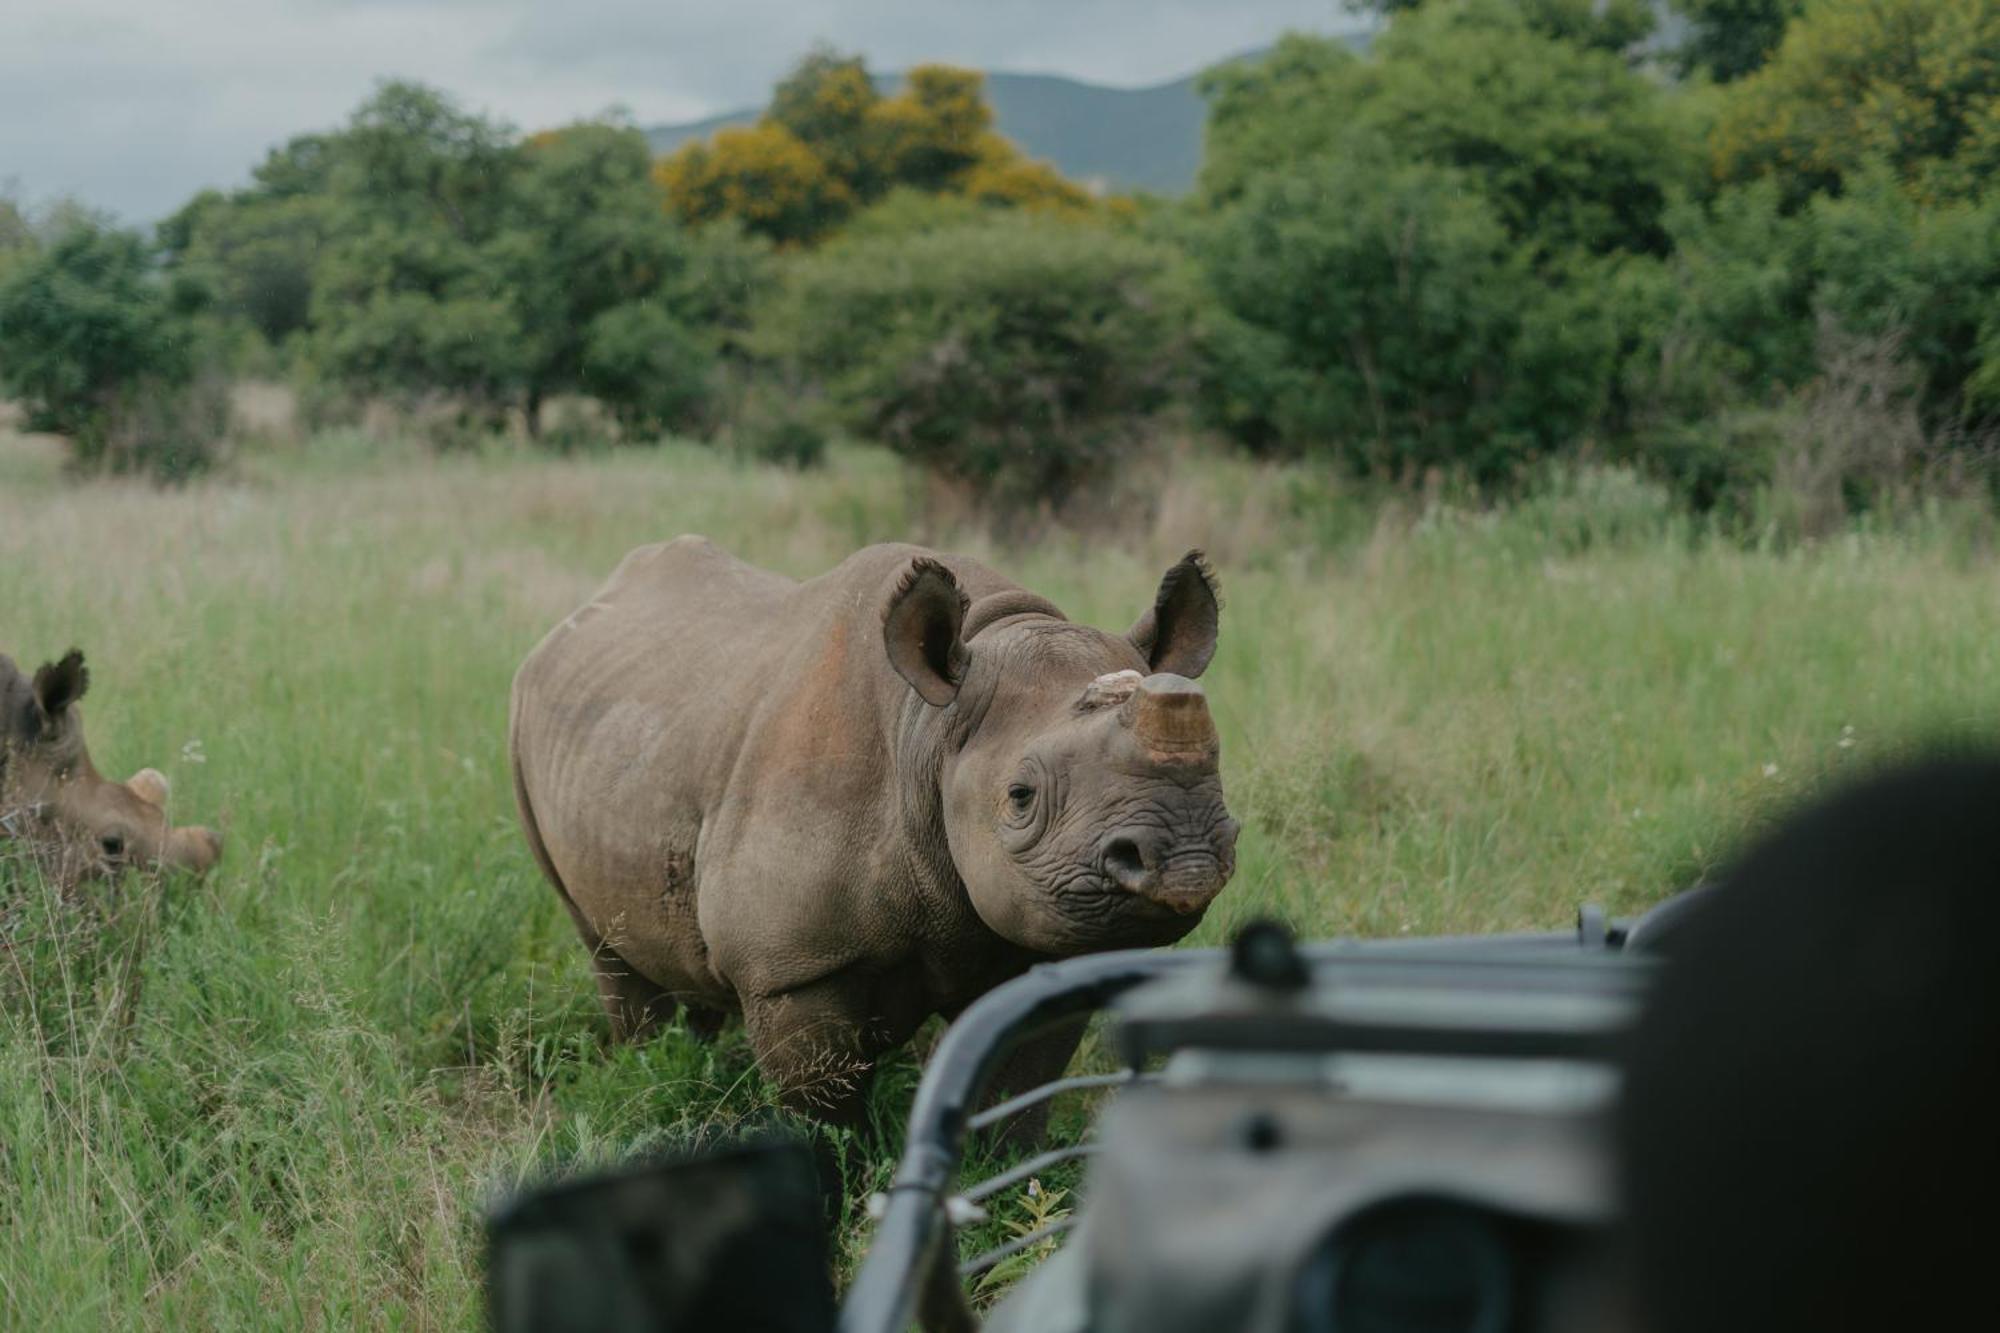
[1103,836,1155,892]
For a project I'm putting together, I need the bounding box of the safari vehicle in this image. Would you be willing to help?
[486,892,1701,1333]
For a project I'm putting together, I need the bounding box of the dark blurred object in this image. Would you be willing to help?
[487,1138,837,1333]
[1620,754,2000,1333]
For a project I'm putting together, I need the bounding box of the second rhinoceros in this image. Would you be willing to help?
[509,540,1238,1123]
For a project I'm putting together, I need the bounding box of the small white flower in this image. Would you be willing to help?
[1838,724,1856,749]
[1762,762,1780,779]
[180,739,206,765]
[1026,1178,1041,1199]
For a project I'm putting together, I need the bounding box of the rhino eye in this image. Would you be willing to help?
[100,833,126,859]
[1007,784,1036,811]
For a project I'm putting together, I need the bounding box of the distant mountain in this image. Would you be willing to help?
[642,34,1371,198]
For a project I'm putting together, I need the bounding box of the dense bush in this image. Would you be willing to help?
[1200,147,1648,483]
[0,223,222,479]
[759,215,1201,513]
[1634,172,2000,436]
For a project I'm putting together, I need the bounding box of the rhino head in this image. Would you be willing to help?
[1,650,222,885]
[884,552,1239,954]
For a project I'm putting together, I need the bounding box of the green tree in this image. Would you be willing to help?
[500,122,715,435]
[1200,7,1696,258]
[1674,0,1805,81]
[158,134,342,349]
[1347,0,1656,49]
[0,223,209,475]
[306,82,525,416]
[1201,150,1624,480]
[1198,34,1362,208]
[161,188,329,346]
[0,193,31,258]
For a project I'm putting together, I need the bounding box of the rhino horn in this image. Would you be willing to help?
[1119,673,1219,762]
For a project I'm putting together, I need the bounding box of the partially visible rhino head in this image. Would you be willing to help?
[884,551,1239,954]
[0,650,222,884]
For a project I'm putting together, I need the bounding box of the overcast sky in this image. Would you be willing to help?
[3,0,1356,224]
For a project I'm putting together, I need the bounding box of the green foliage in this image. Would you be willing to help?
[1674,0,1805,81]
[578,300,712,438]
[761,215,1201,512]
[501,122,716,435]
[1200,152,1629,482]
[303,83,523,418]
[0,222,220,478]
[1197,34,1364,209]
[0,193,32,258]
[160,188,328,347]
[1633,171,2000,437]
[1712,0,2000,206]
[1200,8,1696,258]
[1347,0,1656,49]
[727,384,830,469]
[157,83,727,441]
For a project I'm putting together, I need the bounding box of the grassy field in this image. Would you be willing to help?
[2,427,1997,1327]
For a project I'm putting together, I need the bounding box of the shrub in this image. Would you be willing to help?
[1627,172,2000,468]
[728,386,829,469]
[578,300,715,440]
[0,222,221,479]
[757,215,1202,515]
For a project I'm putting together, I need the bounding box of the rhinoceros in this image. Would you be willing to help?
[1,650,222,885]
[509,540,1238,1123]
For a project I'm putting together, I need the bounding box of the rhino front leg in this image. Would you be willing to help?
[976,1015,1088,1152]
[743,981,883,1130]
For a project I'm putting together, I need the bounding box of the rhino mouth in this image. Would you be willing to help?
[1045,856,1229,946]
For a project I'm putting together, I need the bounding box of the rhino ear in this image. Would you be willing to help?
[884,558,970,708]
[1129,551,1221,679]
[32,649,90,719]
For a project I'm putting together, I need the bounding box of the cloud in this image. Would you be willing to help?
[2,0,1348,222]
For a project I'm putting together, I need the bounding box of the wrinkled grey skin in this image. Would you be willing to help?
[0,650,222,886]
[510,540,1238,1124]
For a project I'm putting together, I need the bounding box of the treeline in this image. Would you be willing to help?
[3,0,1998,535]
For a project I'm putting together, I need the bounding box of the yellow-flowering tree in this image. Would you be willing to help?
[959,134,1095,213]
[868,66,991,192]
[1712,0,2000,207]
[654,123,854,246]
[655,48,1105,244]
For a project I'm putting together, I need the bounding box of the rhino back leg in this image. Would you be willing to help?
[581,938,678,1041]
[512,725,680,1042]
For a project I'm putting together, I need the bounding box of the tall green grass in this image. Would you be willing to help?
[2,431,1996,1326]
